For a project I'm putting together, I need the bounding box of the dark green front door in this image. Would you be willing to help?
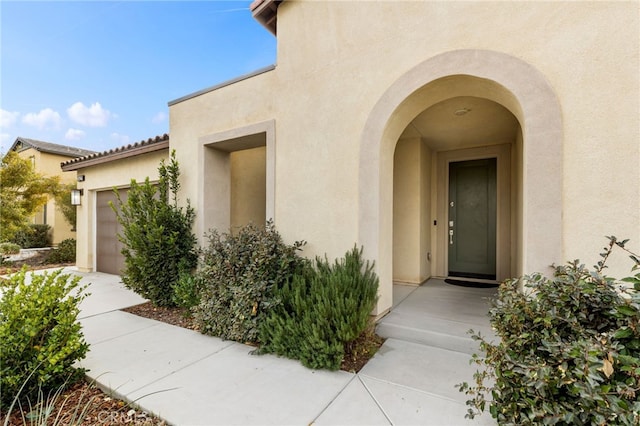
[448,158,497,280]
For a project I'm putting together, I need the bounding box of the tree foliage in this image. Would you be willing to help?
[0,151,61,241]
[54,183,77,230]
[112,150,197,306]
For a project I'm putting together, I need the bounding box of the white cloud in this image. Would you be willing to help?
[65,128,86,141]
[151,111,167,124]
[0,109,20,128]
[22,108,62,130]
[110,132,130,146]
[67,102,112,127]
[1,133,11,146]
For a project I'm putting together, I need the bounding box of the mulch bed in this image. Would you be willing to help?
[0,250,72,276]
[341,327,385,373]
[122,302,199,331]
[1,381,166,425]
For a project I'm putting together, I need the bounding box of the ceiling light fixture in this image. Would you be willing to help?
[454,108,471,116]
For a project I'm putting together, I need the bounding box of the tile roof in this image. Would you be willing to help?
[10,137,96,158]
[61,134,169,171]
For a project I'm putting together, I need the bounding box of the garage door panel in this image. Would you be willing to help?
[96,189,127,275]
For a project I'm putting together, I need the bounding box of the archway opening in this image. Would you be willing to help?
[359,50,562,316]
[392,94,521,289]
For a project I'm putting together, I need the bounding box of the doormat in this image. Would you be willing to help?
[444,278,499,288]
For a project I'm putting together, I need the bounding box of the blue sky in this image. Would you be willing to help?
[0,0,276,153]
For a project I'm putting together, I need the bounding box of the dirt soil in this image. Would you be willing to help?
[1,381,165,425]
[122,302,199,331]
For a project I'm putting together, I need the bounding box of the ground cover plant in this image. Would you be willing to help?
[112,150,197,307]
[46,238,76,264]
[192,220,307,343]
[259,246,379,370]
[458,237,640,425]
[0,268,89,410]
[0,242,21,255]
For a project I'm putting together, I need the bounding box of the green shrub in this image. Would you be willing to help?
[194,221,307,344]
[0,268,89,409]
[171,270,202,312]
[0,242,21,255]
[259,246,379,370]
[12,224,52,248]
[458,237,640,425]
[46,238,76,264]
[112,151,197,307]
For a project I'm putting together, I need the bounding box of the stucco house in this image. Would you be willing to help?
[9,137,95,245]
[66,1,639,316]
[61,134,169,275]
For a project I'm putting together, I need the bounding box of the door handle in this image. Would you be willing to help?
[449,229,454,245]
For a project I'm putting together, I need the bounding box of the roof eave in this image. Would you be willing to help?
[9,137,96,158]
[61,136,169,172]
[250,0,280,35]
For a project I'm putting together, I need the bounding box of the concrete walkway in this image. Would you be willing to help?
[52,268,497,425]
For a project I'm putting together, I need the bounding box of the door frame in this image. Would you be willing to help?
[95,188,126,275]
[434,143,513,281]
[448,158,497,280]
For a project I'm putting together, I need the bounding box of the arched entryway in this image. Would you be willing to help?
[393,94,519,286]
[359,50,563,315]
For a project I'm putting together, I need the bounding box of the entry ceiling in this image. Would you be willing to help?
[400,96,520,151]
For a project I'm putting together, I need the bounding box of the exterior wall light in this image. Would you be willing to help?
[70,189,83,206]
[77,174,86,182]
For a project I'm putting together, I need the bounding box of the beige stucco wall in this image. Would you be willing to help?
[279,0,638,271]
[16,148,78,244]
[393,137,432,284]
[170,1,639,313]
[74,150,168,272]
[230,146,267,230]
[170,70,276,221]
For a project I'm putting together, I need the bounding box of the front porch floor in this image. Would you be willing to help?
[378,279,498,354]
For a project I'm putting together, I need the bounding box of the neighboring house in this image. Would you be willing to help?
[9,137,95,245]
[69,1,639,317]
[61,134,170,275]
